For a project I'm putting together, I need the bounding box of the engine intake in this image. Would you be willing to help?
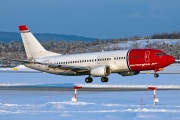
[90,65,111,77]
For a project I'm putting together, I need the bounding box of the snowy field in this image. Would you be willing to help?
[0,72,180,120]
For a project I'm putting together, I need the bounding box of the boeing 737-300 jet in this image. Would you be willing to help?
[14,25,175,83]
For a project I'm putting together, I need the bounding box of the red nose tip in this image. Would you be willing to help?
[169,56,175,64]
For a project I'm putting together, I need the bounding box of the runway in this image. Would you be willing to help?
[0,83,180,91]
[0,73,180,120]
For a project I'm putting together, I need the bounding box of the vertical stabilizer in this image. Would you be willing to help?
[19,25,59,59]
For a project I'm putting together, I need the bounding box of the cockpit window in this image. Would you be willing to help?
[156,53,163,56]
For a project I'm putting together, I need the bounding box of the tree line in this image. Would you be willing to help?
[0,32,180,66]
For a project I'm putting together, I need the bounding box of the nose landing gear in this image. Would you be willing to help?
[154,73,159,78]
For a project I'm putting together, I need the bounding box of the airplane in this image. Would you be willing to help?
[12,25,175,83]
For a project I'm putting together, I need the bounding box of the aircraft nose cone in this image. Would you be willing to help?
[172,57,175,63]
[168,55,175,64]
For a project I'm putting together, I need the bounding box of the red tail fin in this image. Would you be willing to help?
[19,25,28,31]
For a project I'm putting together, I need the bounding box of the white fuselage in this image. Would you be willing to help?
[25,50,129,76]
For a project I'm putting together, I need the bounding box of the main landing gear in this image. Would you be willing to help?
[101,77,109,82]
[85,76,109,83]
[154,73,159,78]
[85,76,93,83]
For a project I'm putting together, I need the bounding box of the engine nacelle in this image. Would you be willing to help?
[119,71,140,76]
[90,65,111,77]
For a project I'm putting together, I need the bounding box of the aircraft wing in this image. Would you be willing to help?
[42,62,90,72]
[27,61,90,72]
[1,59,90,72]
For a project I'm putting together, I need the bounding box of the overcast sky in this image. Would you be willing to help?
[0,0,179,39]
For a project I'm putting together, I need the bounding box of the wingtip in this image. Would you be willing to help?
[19,25,29,31]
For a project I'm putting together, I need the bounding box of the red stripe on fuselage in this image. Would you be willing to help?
[128,48,163,71]
[128,48,175,72]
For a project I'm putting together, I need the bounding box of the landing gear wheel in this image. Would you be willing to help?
[85,77,93,83]
[101,77,109,82]
[154,73,159,78]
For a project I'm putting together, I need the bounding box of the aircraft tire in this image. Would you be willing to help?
[85,77,93,83]
[101,77,108,82]
[154,73,159,78]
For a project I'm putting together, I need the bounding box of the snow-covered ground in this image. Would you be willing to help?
[108,39,180,49]
[0,65,41,73]
[141,64,180,74]
[0,68,180,120]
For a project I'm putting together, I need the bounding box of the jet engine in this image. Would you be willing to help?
[90,65,111,77]
[119,71,140,76]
